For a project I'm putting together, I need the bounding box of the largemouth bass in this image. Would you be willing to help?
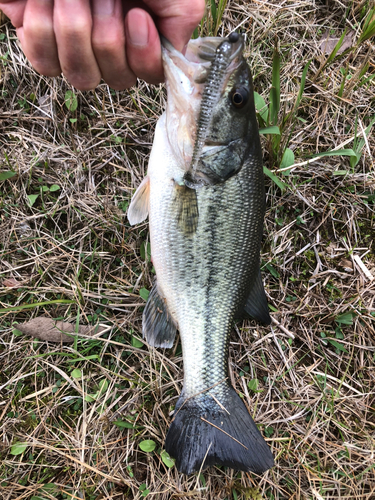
[128,34,274,475]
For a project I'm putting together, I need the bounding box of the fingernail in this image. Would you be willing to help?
[93,0,115,16]
[127,9,149,47]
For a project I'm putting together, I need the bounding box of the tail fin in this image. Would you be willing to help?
[165,385,274,475]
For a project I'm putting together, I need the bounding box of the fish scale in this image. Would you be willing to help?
[128,35,274,474]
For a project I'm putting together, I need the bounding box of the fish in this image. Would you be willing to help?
[127,33,274,475]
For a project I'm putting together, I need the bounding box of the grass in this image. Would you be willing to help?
[1,0,375,499]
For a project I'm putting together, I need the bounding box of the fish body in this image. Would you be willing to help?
[128,35,274,474]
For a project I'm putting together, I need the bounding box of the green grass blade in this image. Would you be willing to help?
[350,115,375,168]
[358,7,375,44]
[314,30,348,82]
[0,299,75,313]
[294,60,311,111]
[210,0,217,27]
[312,148,357,158]
[259,126,280,135]
[263,166,287,192]
[269,44,280,126]
[324,29,348,67]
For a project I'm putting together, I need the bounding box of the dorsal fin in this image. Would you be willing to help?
[127,176,150,225]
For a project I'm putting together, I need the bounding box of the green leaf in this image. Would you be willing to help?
[98,379,108,393]
[71,368,82,379]
[27,194,39,207]
[49,184,60,192]
[259,126,280,135]
[131,336,144,348]
[335,312,354,325]
[333,170,349,176]
[40,483,58,492]
[263,166,287,192]
[0,171,16,181]
[139,439,156,452]
[84,395,95,402]
[280,148,295,175]
[254,91,268,123]
[248,378,261,392]
[264,426,274,437]
[114,420,134,429]
[312,148,357,158]
[161,449,175,468]
[64,90,78,112]
[326,339,348,353]
[139,288,150,301]
[10,442,28,455]
[264,262,280,278]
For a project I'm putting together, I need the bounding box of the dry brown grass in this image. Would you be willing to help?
[1,1,375,499]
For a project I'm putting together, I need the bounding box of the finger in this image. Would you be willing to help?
[125,8,163,85]
[54,0,101,90]
[21,0,60,76]
[91,0,136,90]
[0,1,26,27]
[143,0,205,52]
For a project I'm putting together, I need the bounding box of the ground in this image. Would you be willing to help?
[0,1,374,499]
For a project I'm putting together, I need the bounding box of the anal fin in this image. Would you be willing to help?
[174,183,199,235]
[127,176,150,225]
[143,283,177,348]
[243,268,271,325]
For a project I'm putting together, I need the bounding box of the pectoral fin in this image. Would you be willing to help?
[174,183,199,235]
[243,269,271,325]
[127,176,150,225]
[143,283,177,348]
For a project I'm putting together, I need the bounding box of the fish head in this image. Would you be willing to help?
[162,35,259,184]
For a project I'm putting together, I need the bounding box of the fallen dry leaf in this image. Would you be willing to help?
[15,317,108,343]
[319,30,355,55]
[2,278,21,288]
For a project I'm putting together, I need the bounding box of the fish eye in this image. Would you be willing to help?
[231,87,249,109]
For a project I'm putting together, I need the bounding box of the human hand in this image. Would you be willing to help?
[0,0,205,90]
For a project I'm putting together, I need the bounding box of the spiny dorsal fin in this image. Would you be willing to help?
[174,183,199,235]
[143,283,177,348]
[244,268,271,325]
[127,175,150,225]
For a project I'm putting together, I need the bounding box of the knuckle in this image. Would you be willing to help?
[58,17,92,40]
[92,32,125,56]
